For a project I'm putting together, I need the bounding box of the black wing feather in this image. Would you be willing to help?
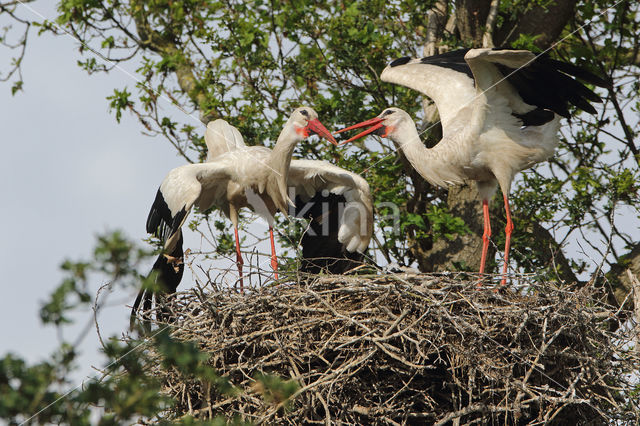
[418,48,473,79]
[132,188,187,331]
[494,53,605,119]
[389,48,606,123]
[513,108,556,127]
[545,58,610,88]
[130,232,184,330]
[293,192,365,274]
[146,188,187,243]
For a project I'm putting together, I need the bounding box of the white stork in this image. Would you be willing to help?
[337,48,607,285]
[132,107,373,323]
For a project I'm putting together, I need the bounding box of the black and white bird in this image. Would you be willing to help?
[131,107,373,325]
[337,48,608,284]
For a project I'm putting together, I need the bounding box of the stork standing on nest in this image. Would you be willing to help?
[337,48,608,285]
[132,107,373,325]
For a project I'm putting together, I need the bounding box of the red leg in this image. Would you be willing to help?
[478,199,491,288]
[501,194,514,286]
[269,227,279,280]
[234,226,244,291]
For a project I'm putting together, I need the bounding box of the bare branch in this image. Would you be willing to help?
[135,274,639,423]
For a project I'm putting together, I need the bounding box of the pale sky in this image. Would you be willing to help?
[0,3,183,377]
[0,1,276,385]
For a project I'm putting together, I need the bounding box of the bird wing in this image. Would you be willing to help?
[133,160,234,328]
[382,48,606,131]
[380,49,477,131]
[146,161,235,251]
[463,48,544,122]
[463,48,606,123]
[287,159,373,254]
[205,119,246,161]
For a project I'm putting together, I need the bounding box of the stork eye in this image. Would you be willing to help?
[300,109,309,117]
[383,110,394,116]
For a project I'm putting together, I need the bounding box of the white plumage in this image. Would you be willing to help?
[155,112,372,259]
[205,118,247,160]
[338,48,607,284]
[132,107,373,324]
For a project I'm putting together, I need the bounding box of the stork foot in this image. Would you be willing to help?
[234,226,244,293]
[235,257,244,293]
[269,226,279,280]
[271,258,279,280]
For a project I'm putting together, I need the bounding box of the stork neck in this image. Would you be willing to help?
[268,124,300,176]
[391,118,470,188]
[264,122,302,212]
[391,121,437,172]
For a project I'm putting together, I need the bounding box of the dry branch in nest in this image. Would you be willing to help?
[135,273,640,425]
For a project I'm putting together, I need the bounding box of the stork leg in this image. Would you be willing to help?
[501,194,514,286]
[234,226,244,292]
[269,227,279,280]
[478,198,491,288]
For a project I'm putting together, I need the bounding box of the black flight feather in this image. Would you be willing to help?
[146,188,187,243]
[293,192,364,274]
[130,232,184,330]
[388,48,606,125]
[389,56,411,67]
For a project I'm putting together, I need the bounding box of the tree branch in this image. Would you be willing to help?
[482,0,499,48]
[423,0,447,57]
[607,243,640,309]
[529,222,578,284]
[454,0,492,46]
[625,270,640,337]
[132,12,212,123]
[422,1,448,122]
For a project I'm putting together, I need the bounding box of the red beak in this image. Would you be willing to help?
[334,117,385,144]
[306,118,338,145]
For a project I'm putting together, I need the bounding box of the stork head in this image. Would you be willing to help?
[289,106,337,145]
[335,107,408,144]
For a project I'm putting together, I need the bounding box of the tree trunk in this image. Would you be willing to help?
[607,243,640,309]
[454,0,492,46]
[417,183,494,272]
[494,0,579,49]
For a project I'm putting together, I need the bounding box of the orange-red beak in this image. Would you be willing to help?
[334,117,386,144]
[306,118,338,145]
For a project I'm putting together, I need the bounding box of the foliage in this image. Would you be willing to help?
[1,0,640,422]
[504,0,640,282]
[0,232,298,424]
[3,0,639,277]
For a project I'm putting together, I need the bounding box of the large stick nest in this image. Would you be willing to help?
[139,273,640,425]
